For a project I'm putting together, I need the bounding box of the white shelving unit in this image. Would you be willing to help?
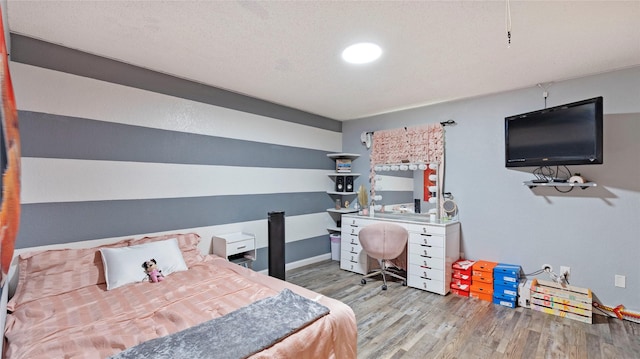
[327,153,360,232]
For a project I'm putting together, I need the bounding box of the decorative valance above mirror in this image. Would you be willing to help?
[369,123,445,217]
[370,124,444,166]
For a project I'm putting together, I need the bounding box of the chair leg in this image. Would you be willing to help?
[361,259,407,290]
[379,259,388,290]
[385,271,407,282]
[380,259,407,288]
[362,269,383,280]
[361,269,383,284]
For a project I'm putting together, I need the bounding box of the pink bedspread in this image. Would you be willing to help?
[4,256,357,359]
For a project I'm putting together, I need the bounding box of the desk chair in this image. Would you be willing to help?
[358,222,408,290]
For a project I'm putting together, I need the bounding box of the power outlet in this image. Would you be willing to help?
[560,266,571,280]
[615,275,626,288]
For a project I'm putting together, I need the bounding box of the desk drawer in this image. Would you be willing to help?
[226,238,255,256]
[342,217,376,229]
[408,242,444,259]
[342,225,364,236]
[407,274,446,294]
[340,250,367,274]
[408,232,444,247]
[341,239,363,254]
[408,265,444,282]
[408,252,445,270]
[340,250,365,262]
[341,232,361,243]
[341,224,373,239]
[405,223,446,236]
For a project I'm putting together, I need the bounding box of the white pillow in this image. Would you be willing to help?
[100,238,188,290]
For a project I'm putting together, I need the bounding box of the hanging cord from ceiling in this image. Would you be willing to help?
[506,0,512,47]
[536,82,553,108]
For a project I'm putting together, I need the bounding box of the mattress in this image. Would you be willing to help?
[3,234,356,359]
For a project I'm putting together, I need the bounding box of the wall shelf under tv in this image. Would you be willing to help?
[524,181,597,190]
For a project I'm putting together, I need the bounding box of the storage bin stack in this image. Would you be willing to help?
[450,259,475,296]
[492,263,521,308]
[470,260,497,301]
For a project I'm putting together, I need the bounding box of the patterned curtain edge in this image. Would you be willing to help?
[0,7,22,288]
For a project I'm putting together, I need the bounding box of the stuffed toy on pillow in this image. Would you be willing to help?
[141,258,165,283]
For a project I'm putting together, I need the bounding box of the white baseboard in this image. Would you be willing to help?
[257,253,332,275]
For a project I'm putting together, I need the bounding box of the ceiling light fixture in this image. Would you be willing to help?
[341,43,382,64]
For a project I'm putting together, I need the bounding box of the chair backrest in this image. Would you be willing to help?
[358,222,408,260]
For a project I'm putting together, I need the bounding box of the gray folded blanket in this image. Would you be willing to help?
[109,288,330,359]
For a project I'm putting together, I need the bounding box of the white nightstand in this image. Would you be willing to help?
[212,232,256,268]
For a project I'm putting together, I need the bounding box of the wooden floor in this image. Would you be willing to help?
[287,260,640,359]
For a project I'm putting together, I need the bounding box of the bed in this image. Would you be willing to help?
[2,233,357,359]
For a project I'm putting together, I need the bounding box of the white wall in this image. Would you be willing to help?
[343,67,640,312]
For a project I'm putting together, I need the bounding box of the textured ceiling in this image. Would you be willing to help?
[6,0,640,120]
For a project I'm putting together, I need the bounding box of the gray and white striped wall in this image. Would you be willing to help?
[10,34,343,271]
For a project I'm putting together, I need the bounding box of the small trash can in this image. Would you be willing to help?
[330,234,341,261]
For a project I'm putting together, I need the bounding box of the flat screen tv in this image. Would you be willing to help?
[505,96,603,168]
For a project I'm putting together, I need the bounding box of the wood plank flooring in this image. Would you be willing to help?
[286,260,640,359]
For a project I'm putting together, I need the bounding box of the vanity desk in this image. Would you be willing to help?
[340,213,460,295]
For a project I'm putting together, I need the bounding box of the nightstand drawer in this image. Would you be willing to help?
[227,238,255,256]
[212,233,257,268]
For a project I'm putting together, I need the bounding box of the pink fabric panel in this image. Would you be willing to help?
[4,256,356,359]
